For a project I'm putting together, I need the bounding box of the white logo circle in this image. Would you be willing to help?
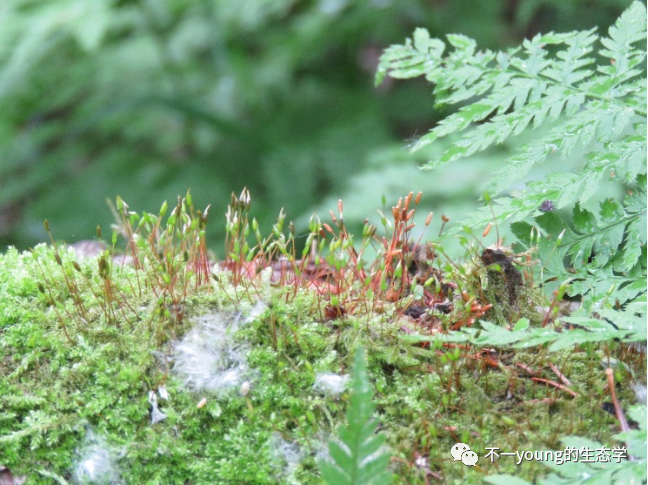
[461,450,478,466]
[450,443,470,461]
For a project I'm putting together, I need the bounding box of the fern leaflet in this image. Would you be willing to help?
[319,347,391,485]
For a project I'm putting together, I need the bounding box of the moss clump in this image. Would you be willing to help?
[0,193,644,484]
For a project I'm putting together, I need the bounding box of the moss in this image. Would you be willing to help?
[0,222,644,484]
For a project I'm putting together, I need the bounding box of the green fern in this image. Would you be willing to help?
[381,11,646,484]
[376,2,646,196]
[376,0,645,222]
[378,1,646,325]
[319,347,392,485]
[376,2,646,233]
[410,308,645,351]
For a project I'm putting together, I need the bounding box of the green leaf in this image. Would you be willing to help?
[615,405,647,460]
[413,28,430,52]
[319,347,392,485]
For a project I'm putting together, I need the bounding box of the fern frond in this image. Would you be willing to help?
[582,129,648,183]
[379,2,647,337]
[406,303,645,353]
[598,2,648,87]
[319,347,391,485]
[377,1,647,185]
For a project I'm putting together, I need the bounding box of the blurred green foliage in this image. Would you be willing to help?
[0,0,627,251]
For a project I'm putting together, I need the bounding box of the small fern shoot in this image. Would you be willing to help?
[319,347,392,485]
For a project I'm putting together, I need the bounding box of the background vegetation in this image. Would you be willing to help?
[0,0,630,253]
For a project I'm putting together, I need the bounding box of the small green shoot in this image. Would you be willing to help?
[319,347,392,485]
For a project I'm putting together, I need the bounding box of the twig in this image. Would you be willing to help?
[548,362,572,387]
[531,377,578,397]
